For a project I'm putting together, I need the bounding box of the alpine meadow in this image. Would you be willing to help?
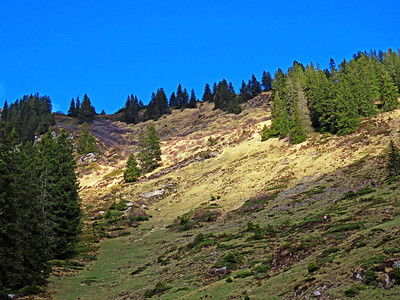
[1,48,400,299]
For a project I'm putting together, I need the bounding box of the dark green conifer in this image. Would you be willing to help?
[137,124,161,173]
[202,83,213,103]
[188,89,197,108]
[124,153,141,182]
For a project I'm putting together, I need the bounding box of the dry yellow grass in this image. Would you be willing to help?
[75,95,397,228]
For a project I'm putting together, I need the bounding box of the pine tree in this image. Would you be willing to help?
[137,124,161,173]
[1,101,8,121]
[188,89,197,108]
[202,83,213,102]
[388,140,400,177]
[68,98,76,117]
[37,130,81,258]
[380,67,399,111]
[78,94,96,122]
[262,71,272,91]
[213,79,240,114]
[169,92,177,107]
[124,153,141,182]
[76,123,97,154]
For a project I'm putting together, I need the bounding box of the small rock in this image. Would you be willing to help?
[393,260,400,269]
[126,202,134,207]
[141,189,164,199]
[314,290,321,297]
[98,211,105,214]
[141,204,148,210]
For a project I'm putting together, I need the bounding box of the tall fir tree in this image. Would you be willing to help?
[380,67,399,111]
[124,153,141,182]
[68,98,76,117]
[202,83,213,103]
[137,124,161,173]
[188,89,197,108]
[78,94,96,122]
[262,71,273,91]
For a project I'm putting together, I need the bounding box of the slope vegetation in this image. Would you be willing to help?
[48,96,400,299]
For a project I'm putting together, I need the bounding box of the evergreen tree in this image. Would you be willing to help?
[137,124,161,173]
[75,96,81,113]
[100,109,106,115]
[78,94,96,122]
[380,67,399,111]
[239,81,252,102]
[388,140,400,177]
[76,123,97,155]
[262,71,272,91]
[202,83,213,103]
[124,95,140,124]
[169,92,177,107]
[37,130,81,258]
[1,101,8,121]
[68,98,76,117]
[124,153,141,182]
[188,89,197,108]
[213,79,241,114]
[248,74,262,97]
[4,94,54,142]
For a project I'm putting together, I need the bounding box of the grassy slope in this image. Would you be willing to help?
[48,98,400,299]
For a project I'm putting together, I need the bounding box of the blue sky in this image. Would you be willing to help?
[1,0,399,114]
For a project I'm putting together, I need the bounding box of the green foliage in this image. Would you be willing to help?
[143,88,170,121]
[208,137,217,146]
[387,140,400,177]
[76,123,97,155]
[1,93,54,142]
[78,94,96,122]
[137,124,161,173]
[144,282,171,298]
[234,270,253,278]
[202,83,214,103]
[307,263,319,273]
[0,127,81,293]
[214,252,243,270]
[124,153,141,182]
[123,94,141,124]
[213,79,241,114]
[364,269,377,286]
[344,285,362,297]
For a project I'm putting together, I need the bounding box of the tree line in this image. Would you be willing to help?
[0,94,81,296]
[0,124,81,296]
[1,93,55,143]
[262,49,400,143]
[119,71,271,123]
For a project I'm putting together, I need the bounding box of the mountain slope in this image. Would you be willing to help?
[48,97,400,299]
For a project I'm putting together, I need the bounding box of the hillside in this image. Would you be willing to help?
[47,96,400,299]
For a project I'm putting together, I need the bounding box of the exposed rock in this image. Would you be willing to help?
[140,189,164,199]
[141,204,148,210]
[393,260,400,269]
[79,152,98,164]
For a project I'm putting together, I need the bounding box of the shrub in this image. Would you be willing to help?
[308,263,319,273]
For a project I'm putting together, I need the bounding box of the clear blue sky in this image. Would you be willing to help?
[1,0,399,114]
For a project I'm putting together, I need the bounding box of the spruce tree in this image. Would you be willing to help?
[188,89,197,108]
[76,123,97,155]
[262,71,272,91]
[169,92,177,107]
[68,98,76,117]
[124,153,141,182]
[137,124,161,173]
[388,140,400,177]
[380,67,399,111]
[202,83,213,102]
[1,101,8,121]
[79,94,96,122]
